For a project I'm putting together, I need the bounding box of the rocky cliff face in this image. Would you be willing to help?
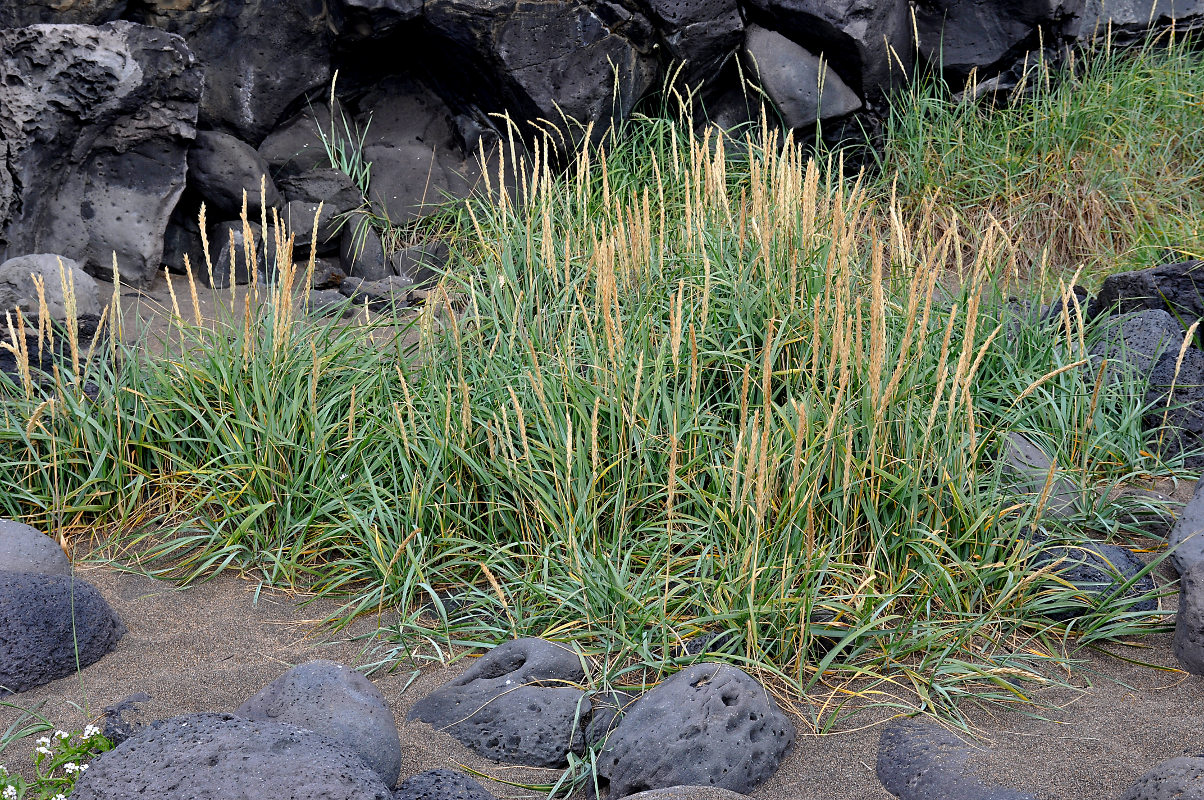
[0,0,1200,288]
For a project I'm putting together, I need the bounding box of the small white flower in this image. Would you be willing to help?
[63,762,80,773]
[0,765,6,776]
[3,786,16,800]
[35,736,51,747]
[54,730,70,740]
[53,795,67,800]
[83,724,102,740]
[36,745,53,756]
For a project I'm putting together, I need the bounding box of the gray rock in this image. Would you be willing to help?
[621,788,750,800]
[390,242,449,288]
[127,2,333,145]
[0,0,125,26]
[408,638,588,768]
[69,713,394,800]
[1068,0,1204,39]
[1174,561,1204,674]
[642,0,743,87]
[187,131,283,218]
[0,254,102,324]
[876,718,1038,800]
[1027,534,1156,620]
[342,224,388,281]
[309,289,354,317]
[279,168,364,209]
[999,432,1079,518]
[311,258,348,290]
[1087,260,1204,322]
[914,0,1073,80]
[236,660,402,788]
[394,769,497,800]
[161,201,204,275]
[585,690,636,746]
[0,519,69,576]
[333,0,424,39]
[339,276,415,313]
[284,201,345,257]
[0,572,125,695]
[203,221,273,288]
[1169,479,1204,576]
[743,25,862,130]
[1118,756,1204,800]
[0,22,202,286]
[599,663,795,797]
[742,0,913,99]
[101,692,152,747]
[259,105,338,180]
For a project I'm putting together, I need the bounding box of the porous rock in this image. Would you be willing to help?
[390,242,449,288]
[0,254,102,324]
[333,0,424,40]
[0,519,70,576]
[1028,532,1156,620]
[999,432,1078,519]
[236,660,402,788]
[339,276,415,312]
[913,0,1073,80]
[641,0,743,87]
[743,26,862,129]
[0,572,125,694]
[408,637,589,768]
[394,768,498,800]
[621,789,750,800]
[259,104,338,180]
[0,0,125,26]
[1175,560,1204,674]
[876,718,1038,800]
[1169,478,1204,576]
[69,712,394,800]
[101,692,152,747]
[1088,260,1204,322]
[599,663,795,797]
[0,22,202,286]
[341,220,388,281]
[126,1,333,145]
[586,690,636,746]
[187,131,283,218]
[1118,756,1204,800]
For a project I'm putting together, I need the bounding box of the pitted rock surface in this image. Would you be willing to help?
[621,788,751,800]
[408,637,588,767]
[187,131,283,218]
[0,21,202,286]
[876,718,1038,800]
[586,689,637,746]
[0,572,125,694]
[69,712,393,800]
[1174,561,1204,674]
[1028,534,1156,620]
[393,768,498,800]
[1168,478,1204,576]
[236,660,402,788]
[0,519,70,576]
[1118,756,1204,800]
[598,663,795,797]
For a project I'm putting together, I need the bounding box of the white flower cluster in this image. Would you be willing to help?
[62,762,87,774]
[83,724,102,740]
[35,735,53,756]
[2,784,16,800]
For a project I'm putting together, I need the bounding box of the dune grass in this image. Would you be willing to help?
[1,32,1201,734]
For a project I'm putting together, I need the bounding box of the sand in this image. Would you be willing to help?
[1,560,1202,800]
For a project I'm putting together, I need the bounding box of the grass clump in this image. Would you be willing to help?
[1,32,1199,730]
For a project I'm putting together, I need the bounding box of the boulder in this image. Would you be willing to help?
[161,200,205,275]
[309,288,354,317]
[641,0,743,87]
[390,242,449,288]
[1087,260,1204,322]
[913,0,1073,81]
[598,663,795,797]
[342,225,389,281]
[126,1,334,145]
[1118,756,1204,800]
[0,0,125,26]
[876,718,1038,800]
[236,660,402,788]
[333,0,424,39]
[279,168,363,256]
[1067,0,1204,39]
[259,104,338,180]
[999,432,1079,519]
[0,22,202,286]
[1174,561,1204,674]
[1028,532,1156,620]
[0,254,102,324]
[203,221,270,288]
[187,131,284,218]
[742,0,913,100]
[743,25,862,130]
[1169,478,1204,576]
[408,638,589,768]
[0,571,125,694]
[1091,310,1204,468]
[69,713,394,800]
[621,789,751,800]
[585,689,636,746]
[394,769,497,800]
[0,519,70,576]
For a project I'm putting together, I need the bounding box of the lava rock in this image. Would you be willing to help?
[236,660,402,788]
[101,692,152,747]
[914,0,1071,81]
[187,131,283,218]
[1088,260,1204,322]
[641,0,743,87]
[408,638,589,768]
[0,572,125,694]
[599,663,795,797]
[876,718,1038,800]
[333,0,424,40]
[390,242,449,288]
[1028,532,1156,620]
[203,221,278,288]
[259,104,339,180]
[621,789,751,800]
[309,288,354,317]
[311,257,348,289]
[394,769,497,800]
[0,22,202,286]
[999,432,1079,519]
[341,221,388,281]
[1174,560,1204,674]
[0,0,125,26]
[1118,756,1204,800]
[0,254,102,325]
[0,519,69,576]
[126,1,333,145]
[743,26,862,129]
[586,690,636,746]
[69,712,393,800]
[1169,478,1204,576]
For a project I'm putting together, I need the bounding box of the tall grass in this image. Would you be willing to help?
[0,36,1193,727]
[883,31,1204,281]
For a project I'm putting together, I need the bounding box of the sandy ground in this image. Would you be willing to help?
[1,559,1202,800]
